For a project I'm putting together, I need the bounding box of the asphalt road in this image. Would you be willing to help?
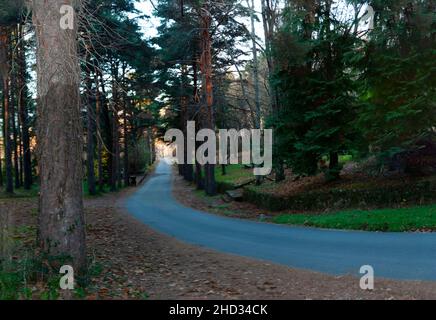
[125,159,436,281]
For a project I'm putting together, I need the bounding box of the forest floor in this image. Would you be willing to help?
[2,183,436,300]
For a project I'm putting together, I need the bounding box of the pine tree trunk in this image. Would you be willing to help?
[3,76,13,194]
[86,92,96,195]
[0,145,3,187]
[260,0,284,182]
[32,0,86,271]
[147,127,153,166]
[200,2,216,196]
[110,62,119,191]
[85,57,96,195]
[10,32,20,189]
[123,103,129,187]
[1,28,13,193]
[95,69,103,192]
[192,52,203,189]
[249,0,261,129]
[99,71,113,190]
[18,130,23,187]
[17,23,32,189]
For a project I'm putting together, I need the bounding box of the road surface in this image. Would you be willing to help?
[125,159,436,281]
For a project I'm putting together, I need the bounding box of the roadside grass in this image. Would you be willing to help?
[273,204,436,232]
[215,164,254,185]
[193,188,222,203]
[83,181,116,199]
[0,180,131,200]
[185,164,436,232]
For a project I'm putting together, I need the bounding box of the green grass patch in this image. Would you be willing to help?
[215,164,253,183]
[0,184,39,199]
[214,164,254,193]
[273,204,436,232]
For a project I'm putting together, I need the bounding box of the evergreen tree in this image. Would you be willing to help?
[272,0,360,180]
[357,0,435,158]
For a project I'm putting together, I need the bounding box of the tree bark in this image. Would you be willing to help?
[123,101,129,187]
[1,28,13,193]
[199,2,216,196]
[110,60,119,191]
[32,0,86,271]
[17,23,32,189]
[94,68,103,191]
[192,53,203,189]
[99,71,113,189]
[85,63,96,195]
[260,0,284,182]
[10,28,20,189]
[248,0,261,129]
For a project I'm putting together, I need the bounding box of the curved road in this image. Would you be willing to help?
[125,159,436,281]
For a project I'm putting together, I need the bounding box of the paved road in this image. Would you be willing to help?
[125,159,436,281]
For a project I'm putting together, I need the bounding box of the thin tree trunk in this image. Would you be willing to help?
[200,2,216,196]
[123,101,129,187]
[192,53,203,189]
[147,127,153,166]
[99,71,113,189]
[10,29,20,189]
[110,61,119,191]
[1,28,13,193]
[248,0,263,185]
[0,143,3,187]
[261,0,284,182]
[95,68,103,192]
[18,127,23,187]
[12,85,20,189]
[3,76,13,194]
[85,64,96,195]
[32,0,86,271]
[17,23,32,189]
[248,0,261,129]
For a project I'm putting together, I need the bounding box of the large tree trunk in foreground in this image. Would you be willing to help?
[32,0,86,271]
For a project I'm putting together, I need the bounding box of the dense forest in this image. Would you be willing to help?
[0,0,435,300]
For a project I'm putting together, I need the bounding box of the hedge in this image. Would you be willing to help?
[243,178,436,212]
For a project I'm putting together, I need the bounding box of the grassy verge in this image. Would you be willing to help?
[0,179,135,200]
[215,164,254,184]
[273,204,436,232]
[214,164,255,192]
[0,185,39,199]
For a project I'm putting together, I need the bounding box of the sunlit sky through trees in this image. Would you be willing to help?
[132,0,371,58]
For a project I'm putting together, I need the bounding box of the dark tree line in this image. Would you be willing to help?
[0,3,33,194]
[154,0,252,195]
